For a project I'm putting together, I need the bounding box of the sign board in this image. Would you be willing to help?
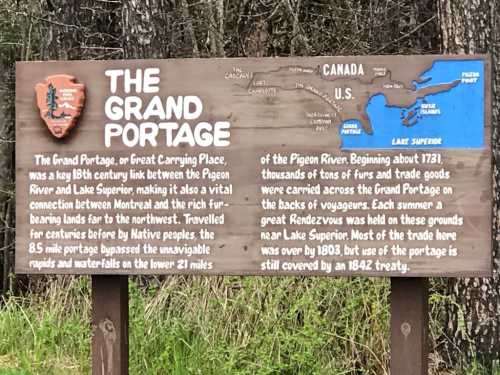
[16,55,492,277]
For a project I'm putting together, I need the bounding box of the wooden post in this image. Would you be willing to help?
[92,275,129,375]
[390,278,429,375]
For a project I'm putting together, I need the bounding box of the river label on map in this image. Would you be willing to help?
[15,55,492,277]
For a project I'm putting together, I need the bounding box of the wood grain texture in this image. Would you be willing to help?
[15,55,492,277]
[92,275,128,375]
[390,278,429,375]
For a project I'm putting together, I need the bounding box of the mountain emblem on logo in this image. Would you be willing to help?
[35,74,85,139]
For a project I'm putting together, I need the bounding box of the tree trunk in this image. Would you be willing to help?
[438,0,500,368]
[0,0,39,296]
[121,0,177,59]
[39,0,122,60]
[0,52,15,296]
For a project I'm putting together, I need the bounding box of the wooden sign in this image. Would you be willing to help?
[16,55,492,277]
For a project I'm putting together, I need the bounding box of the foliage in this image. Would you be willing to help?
[0,277,389,374]
[0,278,498,374]
[0,0,498,373]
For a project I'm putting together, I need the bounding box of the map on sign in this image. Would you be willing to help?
[246,59,484,149]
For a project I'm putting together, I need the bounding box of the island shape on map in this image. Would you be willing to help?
[246,61,461,135]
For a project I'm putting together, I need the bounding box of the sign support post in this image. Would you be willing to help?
[390,277,429,375]
[91,275,129,375]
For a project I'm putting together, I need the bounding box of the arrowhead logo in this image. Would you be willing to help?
[35,75,85,139]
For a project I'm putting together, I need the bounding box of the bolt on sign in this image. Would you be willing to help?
[16,55,492,277]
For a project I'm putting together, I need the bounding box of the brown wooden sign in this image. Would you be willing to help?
[16,55,492,276]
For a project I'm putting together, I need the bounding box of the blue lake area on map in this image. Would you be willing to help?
[340,59,485,149]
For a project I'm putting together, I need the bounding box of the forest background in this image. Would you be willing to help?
[0,0,499,374]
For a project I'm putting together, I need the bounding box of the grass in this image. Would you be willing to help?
[0,276,497,374]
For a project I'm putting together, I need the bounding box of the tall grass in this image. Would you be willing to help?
[129,276,389,374]
[0,277,497,374]
[0,277,90,374]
